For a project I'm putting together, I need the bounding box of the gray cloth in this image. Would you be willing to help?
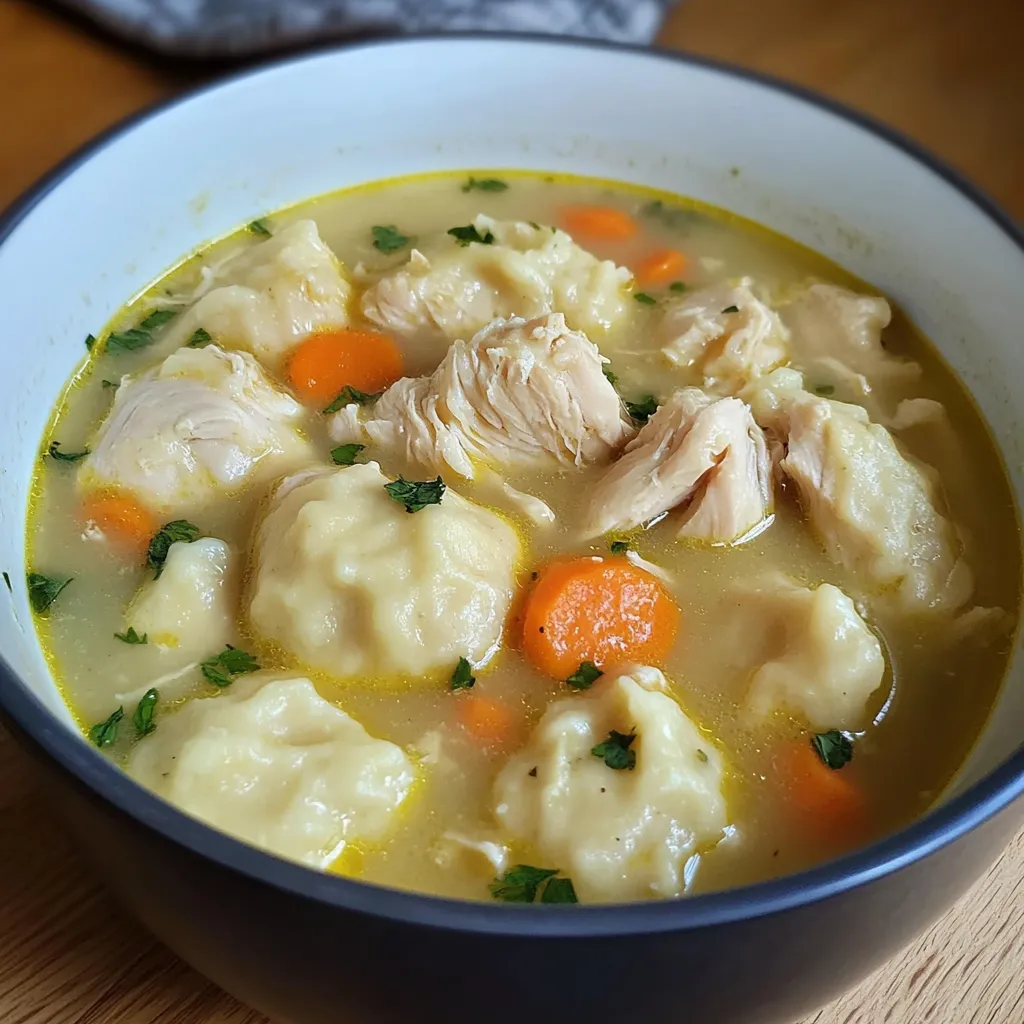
[55,0,673,58]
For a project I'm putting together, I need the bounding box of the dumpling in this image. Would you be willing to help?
[745,369,971,613]
[359,215,632,354]
[328,313,634,480]
[582,388,771,544]
[248,462,519,678]
[79,345,315,514]
[128,674,415,868]
[733,574,885,730]
[493,665,729,902]
[657,279,789,392]
[160,220,352,367]
[125,537,238,659]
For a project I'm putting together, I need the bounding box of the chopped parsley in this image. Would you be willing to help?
[592,729,637,770]
[448,224,495,247]
[372,224,414,254]
[101,379,118,389]
[730,166,741,177]
[187,327,212,348]
[146,520,201,578]
[624,395,659,423]
[89,706,123,748]
[114,627,148,645]
[450,656,476,691]
[566,660,603,690]
[814,384,835,396]
[696,748,709,764]
[47,441,89,463]
[642,199,704,231]
[2,572,10,592]
[634,292,657,306]
[331,443,366,466]
[722,305,740,314]
[540,877,578,904]
[461,177,508,193]
[322,385,383,413]
[85,333,97,350]
[248,219,272,238]
[811,730,854,770]
[669,281,688,294]
[384,475,446,513]
[27,572,72,614]
[609,540,630,555]
[602,366,619,386]
[132,688,159,737]
[106,309,177,353]
[201,645,260,688]
[489,865,561,903]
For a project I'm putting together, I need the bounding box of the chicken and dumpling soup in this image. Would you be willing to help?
[27,172,1020,904]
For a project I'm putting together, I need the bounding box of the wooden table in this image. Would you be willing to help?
[2,0,1023,1020]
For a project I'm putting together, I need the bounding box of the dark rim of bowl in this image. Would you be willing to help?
[1,33,1022,938]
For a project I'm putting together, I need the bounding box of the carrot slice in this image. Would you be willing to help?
[778,740,869,844]
[634,249,687,287]
[520,556,680,679]
[561,205,638,241]
[287,328,404,405]
[457,696,519,747]
[79,493,159,556]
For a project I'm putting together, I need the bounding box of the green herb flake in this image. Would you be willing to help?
[814,384,836,396]
[47,441,90,463]
[132,688,159,737]
[2,572,10,592]
[669,281,688,294]
[85,333,97,350]
[609,540,629,555]
[592,729,637,770]
[146,520,201,578]
[462,177,509,193]
[642,199,704,231]
[106,309,177,353]
[722,305,740,314]
[528,221,542,230]
[187,327,213,348]
[101,379,118,389]
[602,366,619,386]
[372,224,414,254]
[322,385,383,413]
[27,572,72,614]
[114,626,148,645]
[489,864,560,903]
[624,395,659,423]
[331,443,366,467]
[448,224,495,247]
[634,292,657,306]
[730,166,741,177]
[201,645,260,688]
[696,748,709,764]
[811,730,854,770]
[450,656,476,691]
[566,660,603,691]
[384,475,446,514]
[248,219,272,238]
[540,877,578,904]
[89,706,123,748]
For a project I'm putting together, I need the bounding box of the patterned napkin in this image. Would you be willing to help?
[55,0,674,58]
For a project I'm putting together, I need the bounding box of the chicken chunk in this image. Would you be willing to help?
[582,388,771,543]
[744,370,971,613]
[79,345,315,514]
[657,279,789,392]
[328,313,634,479]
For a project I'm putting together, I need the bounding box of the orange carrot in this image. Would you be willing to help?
[520,556,680,679]
[79,493,159,556]
[561,205,638,241]
[634,249,687,287]
[287,328,404,406]
[457,695,519,747]
[778,740,869,843]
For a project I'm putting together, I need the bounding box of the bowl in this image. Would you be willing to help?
[1,35,1022,1024]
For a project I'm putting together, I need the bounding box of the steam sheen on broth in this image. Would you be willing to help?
[27,172,1020,904]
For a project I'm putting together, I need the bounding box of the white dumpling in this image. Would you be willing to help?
[359,215,632,358]
[79,345,315,514]
[160,220,352,366]
[128,675,415,868]
[329,313,634,480]
[125,537,238,659]
[493,665,730,902]
[734,574,885,730]
[248,462,519,678]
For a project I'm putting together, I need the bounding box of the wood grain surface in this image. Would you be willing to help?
[2,0,1023,1020]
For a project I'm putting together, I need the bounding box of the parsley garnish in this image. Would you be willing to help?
[814,384,835,396]
[811,730,854,770]
[462,177,508,193]
[602,366,619,386]
[85,333,97,350]
[146,520,201,578]
[642,199,703,231]
[722,305,740,314]
[669,281,687,294]
[609,540,629,554]
[634,292,657,306]
[106,310,177,353]
[372,224,413,254]
[696,748,709,764]
[331,443,366,466]
[384,476,446,513]
[448,224,495,247]
[248,219,272,238]
[490,865,566,903]
[592,729,637,770]
[450,656,476,691]
[2,572,10,592]
[101,379,118,389]
[187,327,212,348]
[27,573,72,614]
[132,688,159,737]
[114,627,148,645]
[540,877,578,904]
[323,385,383,413]
[624,395,658,423]
[201,645,260,688]
[566,661,603,690]
[47,441,89,463]
[89,706,123,748]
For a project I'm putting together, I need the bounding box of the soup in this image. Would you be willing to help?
[26,171,1020,904]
